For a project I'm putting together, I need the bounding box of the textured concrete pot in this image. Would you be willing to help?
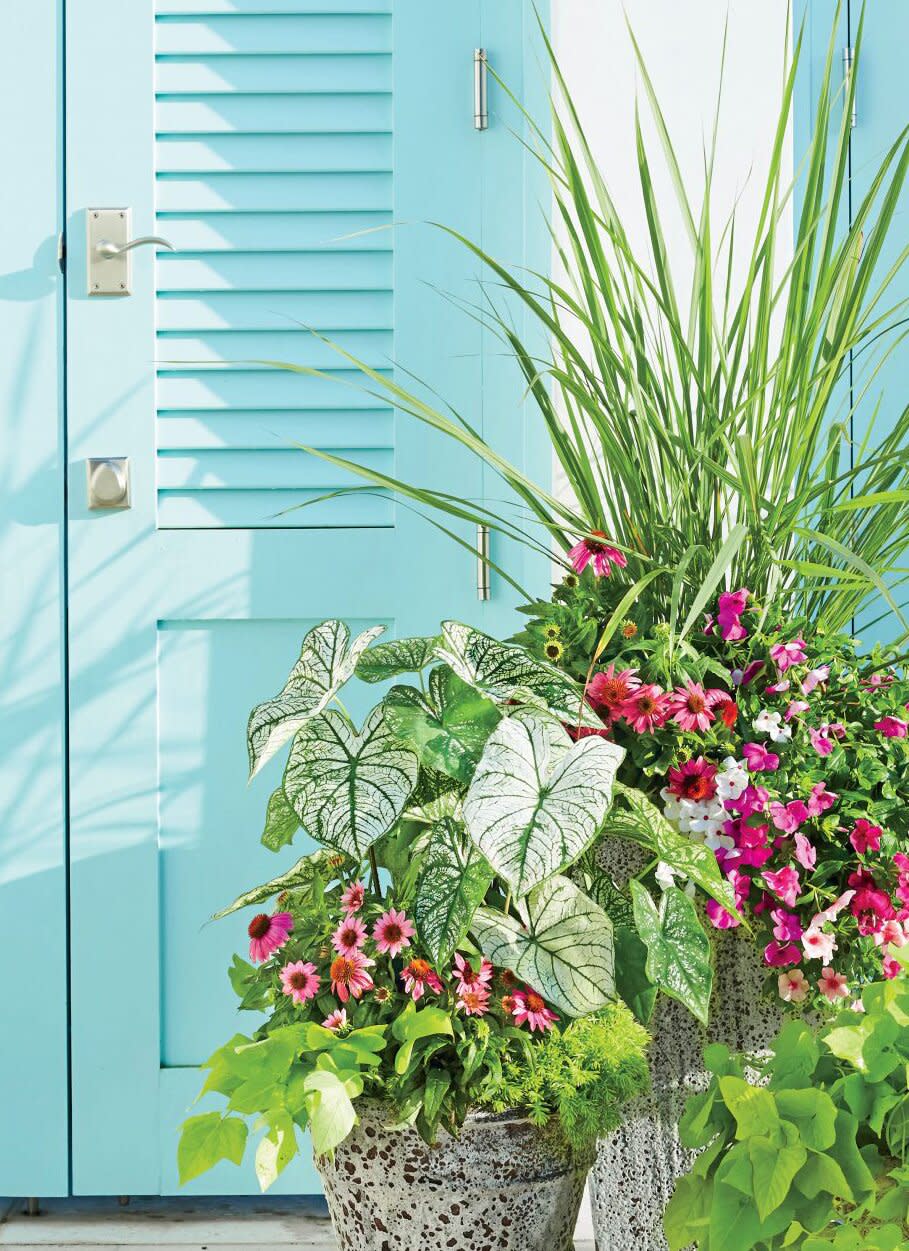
[588,844,782,1251]
[314,1100,595,1251]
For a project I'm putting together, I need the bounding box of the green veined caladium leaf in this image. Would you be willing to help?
[630,882,713,1026]
[607,784,738,917]
[384,666,501,783]
[413,818,494,965]
[260,786,301,853]
[435,620,605,729]
[355,635,439,684]
[462,712,624,897]
[213,849,343,919]
[471,874,615,1017]
[247,621,385,781]
[283,706,419,859]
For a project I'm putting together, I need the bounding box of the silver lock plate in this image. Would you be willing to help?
[87,457,131,510]
[87,208,132,295]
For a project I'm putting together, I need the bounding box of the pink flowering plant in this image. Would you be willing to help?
[177,619,658,1189]
[517,566,909,1015]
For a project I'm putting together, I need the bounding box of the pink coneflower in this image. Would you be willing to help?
[457,986,490,1017]
[588,664,641,717]
[400,958,442,1002]
[778,969,809,1003]
[818,968,849,1002]
[247,911,293,964]
[716,589,750,642]
[875,716,908,738]
[322,1007,348,1031]
[332,915,367,957]
[667,681,721,733]
[452,953,493,995]
[279,960,320,1004]
[619,684,671,733]
[667,757,718,803]
[329,951,374,1003]
[340,881,366,914]
[849,819,882,855]
[512,987,559,1033]
[770,638,808,672]
[372,909,415,958]
[567,532,627,578]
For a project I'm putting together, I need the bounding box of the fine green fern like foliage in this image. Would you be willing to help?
[481,1003,650,1149]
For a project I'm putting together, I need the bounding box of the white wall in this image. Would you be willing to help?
[550,3,793,1241]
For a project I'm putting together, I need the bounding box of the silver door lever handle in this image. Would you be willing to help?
[95,235,175,258]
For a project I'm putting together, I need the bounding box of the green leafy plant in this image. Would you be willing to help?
[664,966,909,1250]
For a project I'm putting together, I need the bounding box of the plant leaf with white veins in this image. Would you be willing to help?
[247,621,385,780]
[471,874,615,1017]
[213,849,343,919]
[435,621,604,729]
[413,819,494,965]
[355,635,439,684]
[463,712,624,897]
[283,706,419,858]
[384,666,501,783]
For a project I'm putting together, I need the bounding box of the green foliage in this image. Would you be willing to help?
[665,978,909,1249]
[630,881,713,1026]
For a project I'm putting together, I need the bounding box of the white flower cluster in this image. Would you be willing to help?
[660,756,749,854]
[752,708,792,742]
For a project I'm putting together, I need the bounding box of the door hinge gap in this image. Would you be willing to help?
[57,231,66,272]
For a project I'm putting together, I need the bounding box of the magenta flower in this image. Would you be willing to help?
[706,898,741,930]
[456,986,491,1017]
[588,664,640,717]
[667,757,718,802]
[743,741,779,772]
[332,915,368,957]
[874,716,908,738]
[372,908,415,958]
[765,941,802,968]
[619,684,671,733]
[400,958,443,1002]
[340,881,366,914]
[849,819,882,855]
[279,960,320,1004]
[512,987,559,1033]
[809,725,835,757]
[732,660,766,687]
[247,911,293,964]
[764,865,801,908]
[771,908,802,944]
[567,531,627,578]
[778,969,809,1002]
[770,638,808,672]
[807,782,838,816]
[768,800,809,834]
[716,589,750,642]
[818,967,850,1002]
[329,951,374,1003]
[883,953,902,979]
[667,681,720,733]
[452,953,493,995]
[801,665,830,695]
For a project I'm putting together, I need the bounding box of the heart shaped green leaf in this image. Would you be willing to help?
[247,621,384,780]
[283,706,419,858]
[213,849,342,919]
[384,666,501,783]
[463,712,624,897]
[413,818,494,965]
[355,635,439,683]
[435,620,605,728]
[630,882,713,1025]
[471,873,615,1017]
[260,786,300,853]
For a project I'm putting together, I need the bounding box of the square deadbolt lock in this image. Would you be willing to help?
[86,457,131,510]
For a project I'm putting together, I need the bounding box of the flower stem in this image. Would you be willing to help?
[368,847,382,899]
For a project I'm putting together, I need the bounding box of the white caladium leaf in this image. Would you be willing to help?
[463,712,624,897]
[355,635,439,684]
[472,874,615,1017]
[247,621,385,781]
[435,621,605,729]
[413,819,494,966]
[283,706,419,858]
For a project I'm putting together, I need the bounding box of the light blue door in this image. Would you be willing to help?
[63,0,547,1197]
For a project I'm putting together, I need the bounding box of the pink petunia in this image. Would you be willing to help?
[512,987,559,1033]
[372,908,415,958]
[743,741,779,772]
[875,919,908,949]
[332,915,368,957]
[329,951,375,1003]
[667,681,721,733]
[322,1008,348,1032]
[400,958,443,1002]
[716,589,750,642]
[770,638,808,672]
[247,911,294,964]
[818,967,850,1002]
[764,865,801,908]
[619,684,671,733]
[813,890,856,926]
[340,881,366,915]
[279,960,320,1004]
[801,665,830,695]
[778,969,810,1002]
[849,818,882,855]
[765,940,802,967]
[567,532,627,578]
[875,716,908,738]
[794,832,817,871]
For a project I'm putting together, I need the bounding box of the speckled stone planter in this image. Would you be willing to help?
[313,1100,596,1251]
[588,844,782,1251]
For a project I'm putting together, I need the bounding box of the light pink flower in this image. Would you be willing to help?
[850,819,882,855]
[875,716,908,738]
[400,958,442,1002]
[794,832,817,871]
[619,684,671,733]
[801,665,830,695]
[802,926,837,963]
[372,908,415,958]
[778,969,810,1003]
[769,800,809,834]
[716,589,750,642]
[813,890,856,926]
[330,951,375,1003]
[770,638,808,672]
[512,987,559,1033]
[818,967,849,1002]
[322,1007,348,1031]
[340,881,366,914]
[766,680,791,695]
[567,532,627,578]
[247,911,294,964]
[809,725,834,757]
[764,866,801,908]
[452,953,493,995]
[667,681,720,733]
[743,742,779,772]
[882,953,902,979]
[807,782,838,816]
[279,960,320,1004]
[875,919,908,949]
[456,986,491,1017]
[785,700,809,721]
[332,915,368,957]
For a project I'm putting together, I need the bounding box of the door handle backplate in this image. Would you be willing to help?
[86,208,174,296]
